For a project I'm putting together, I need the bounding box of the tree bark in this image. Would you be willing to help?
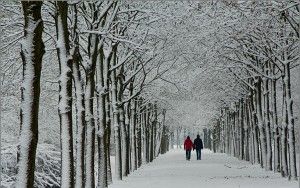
[263,64,272,171]
[239,100,244,160]
[271,64,280,173]
[17,2,44,187]
[85,34,99,188]
[73,53,86,188]
[69,5,86,188]
[284,63,297,180]
[55,2,75,187]
[130,98,137,171]
[281,75,289,177]
[137,99,143,167]
[255,77,267,169]
[105,93,113,184]
[110,44,122,180]
[97,48,108,188]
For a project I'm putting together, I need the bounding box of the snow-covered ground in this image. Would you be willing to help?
[109,149,298,188]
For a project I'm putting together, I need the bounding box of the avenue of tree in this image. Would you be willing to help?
[0,0,299,187]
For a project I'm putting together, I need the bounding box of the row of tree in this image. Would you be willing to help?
[17,1,171,187]
[208,1,299,181]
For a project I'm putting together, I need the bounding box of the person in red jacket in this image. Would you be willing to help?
[184,136,193,160]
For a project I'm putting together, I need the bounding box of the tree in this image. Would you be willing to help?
[17,1,45,187]
[55,1,75,187]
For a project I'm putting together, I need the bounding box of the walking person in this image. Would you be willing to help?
[193,135,203,160]
[184,136,193,160]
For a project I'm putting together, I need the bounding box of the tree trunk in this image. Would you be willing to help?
[263,65,272,171]
[149,104,154,162]
[251,90,260,164]
[96,48,108,188]
[85,74,96,188]
[117,65,129,176]
[85,33,99,188]
[110,45,122,180]
[239,100,244,160]
[120,104,129,176]
[232,111,237,156]
[17,2,44,187]
[270,64,280,173]
[249,96,259,164]
[97,93,107,188]
[142,108,147,162]
[281,75,289,177]
[73,53,86,188]
[146,104,151,162]
[130,98,137,171]
[284,63,297,180]
[226,109,230,154]
[137,99,143,167]
[244,101,250,161]
[105,94,112,184]
[160,110,167,154]
[104,47,113,185]
[255,77,267,168]
[69,5,86,188]
[55,2,75,187]
[153,103,158,157]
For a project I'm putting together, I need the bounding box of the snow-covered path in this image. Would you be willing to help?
[109,149,298,188]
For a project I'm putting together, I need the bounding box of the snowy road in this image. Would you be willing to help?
[109,149,298,188]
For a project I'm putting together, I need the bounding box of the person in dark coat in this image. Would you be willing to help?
[184,136,193,160]
[193,135,203,160]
